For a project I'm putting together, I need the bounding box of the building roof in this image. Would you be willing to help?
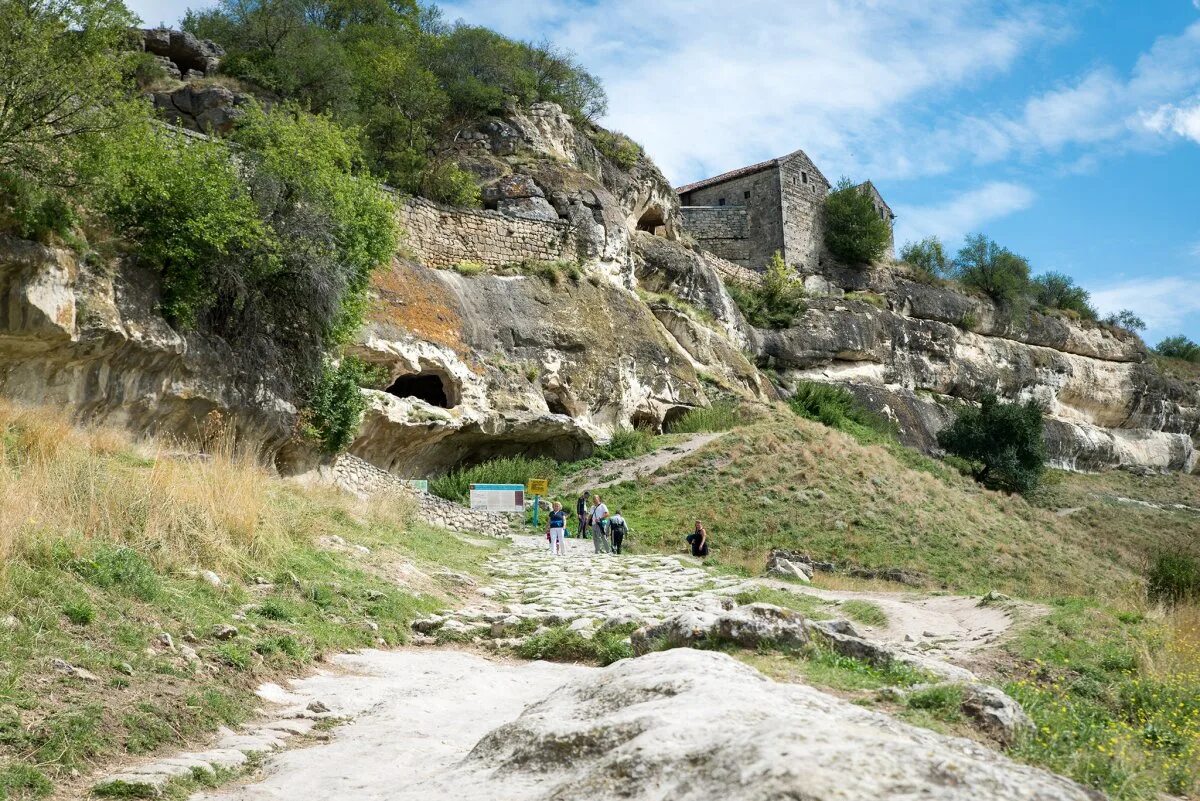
[675,157,777,195]
[675,148,829,195]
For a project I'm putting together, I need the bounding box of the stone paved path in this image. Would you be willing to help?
[415,534,745,642]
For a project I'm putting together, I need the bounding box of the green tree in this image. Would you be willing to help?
[726,251,805,329]
[899,236,950,281]
[823,178,892,265]
[1102,308,1146,332]
[937,394,1047,494]
[1031,271,1097,319]
[304,356,383,453]
[952,233,1031,306]
[1155,335,1200,363]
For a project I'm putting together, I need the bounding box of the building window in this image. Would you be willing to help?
[743,191,751,199]
[878,207,885,220]
[801,171,808,184]
[718,197,725,206]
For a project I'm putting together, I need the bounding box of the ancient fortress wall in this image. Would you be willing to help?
[397,197,578,269]
[681,169,783,270]
[679,206,751,266]
[778,153,829,273]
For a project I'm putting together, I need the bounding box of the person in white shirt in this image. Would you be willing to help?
[589,494,611,554]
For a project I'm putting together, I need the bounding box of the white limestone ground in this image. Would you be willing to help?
[97,532,1055,799]
[188,648,1094,801]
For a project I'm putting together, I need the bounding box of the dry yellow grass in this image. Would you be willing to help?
[0,402,380,580]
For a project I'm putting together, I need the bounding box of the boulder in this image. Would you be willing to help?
[140,28,224,75]
[631,603,808,656]
[961,682,1035,745]
[454,648,1097,800]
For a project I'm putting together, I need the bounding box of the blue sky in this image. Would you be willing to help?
[130,1,1200,345]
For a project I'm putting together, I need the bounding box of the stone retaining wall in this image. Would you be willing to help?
[397,197,577,270]
[679,206,751,267]
[327,454,515,537]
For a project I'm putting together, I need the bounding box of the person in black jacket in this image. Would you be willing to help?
[686,520,709,558]
[575,491,589,539]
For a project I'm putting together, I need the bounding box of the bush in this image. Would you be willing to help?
[823,178,892,265]
[1032,272,1097,320]
[787,382,895,443]
[666,400,744,434]
[1155,335,1200,363]
[594,428,654,461]
[429,455,560,503]
[727,251,805,329]
[0,171,77,243]
[936,394,1046,494]
[590,128,642,169]
[1103,309,1146,333]
[952,234,1031,307]
[899,236,950,281]
[1148,552,1200,604]
[304,357,384,455]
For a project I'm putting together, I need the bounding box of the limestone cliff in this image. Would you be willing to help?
[0,95,1194,476]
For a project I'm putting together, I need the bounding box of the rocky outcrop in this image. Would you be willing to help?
[139,28,224,77]
[0,236,295,449]
[458,648,1096,801]
[746,282,1199,472]
[150,83,250,135]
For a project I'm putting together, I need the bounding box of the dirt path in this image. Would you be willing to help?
[753,578,1036,665]
[566,432,723,491]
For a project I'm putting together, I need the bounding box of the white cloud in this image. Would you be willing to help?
[1091,276,1200,336]
[438,0,1051,184]
[892,182,1036,246]
[1142,97,1200,142]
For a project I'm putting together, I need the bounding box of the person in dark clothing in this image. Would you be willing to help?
[576,491,589,539]
[609,510,628,554]
[686,520,709,558]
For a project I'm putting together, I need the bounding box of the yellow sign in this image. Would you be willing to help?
[525,478,549,495]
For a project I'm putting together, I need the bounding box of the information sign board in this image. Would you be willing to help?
[468,483,525,513]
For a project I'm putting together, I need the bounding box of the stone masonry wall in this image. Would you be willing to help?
[778,152,830,272]
[680,168,784,271]
[397,197,578,270]
[324,454,516,537]
[679,206,750,266]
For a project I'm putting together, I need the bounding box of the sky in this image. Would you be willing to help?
[129,0,1200,345]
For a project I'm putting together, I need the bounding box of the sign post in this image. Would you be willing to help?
[526,478,549,528]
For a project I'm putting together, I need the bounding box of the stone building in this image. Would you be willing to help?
[676,149,894,272]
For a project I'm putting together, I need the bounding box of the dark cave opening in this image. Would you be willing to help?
[386,372,455,409]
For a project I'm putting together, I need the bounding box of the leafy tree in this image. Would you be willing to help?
[1102,308,1146,332]
[726,251,805,329]
[952,233,1031,306]
[937,394,1046,494]
[1031,271,1097,320]
[823,178,891,265]
[1155,335,1200,363]
[899,236,950,281]
[0,0,138,185]
[304,356,384,453]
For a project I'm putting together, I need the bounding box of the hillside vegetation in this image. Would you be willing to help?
[0,403,494,798]
[592,412,1136,598]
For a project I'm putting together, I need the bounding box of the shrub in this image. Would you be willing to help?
[952,234,1031,307]
[452,260,485,276]
[936,394,1046,494]
[823,178,891,265]
[1148,552,1200,604]
[666,400,744,434]
[899,236,951,281]
[516,623,635,665]
[590,128,642,169]
[1032,272,1097,320]
[594,428,654,461]
[787,382,894,441]
[303,357,384,455]
[429,455,559,503]
[0,171,77,243]
[727,251,805,329]
[1102,309,1146,333]
[62,600,96,626]
[1155,335,1200,363]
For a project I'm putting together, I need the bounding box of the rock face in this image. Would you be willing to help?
[455,649,1096,801]
[748,273,1199,472]
[139,28,224,76]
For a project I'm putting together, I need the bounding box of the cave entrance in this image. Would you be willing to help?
[636,207,667,236]
[386,372,456,409]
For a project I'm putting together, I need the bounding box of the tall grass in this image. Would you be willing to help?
[666,400,744,434]
[787,381,895,442]
[428,455,559,503]
[0,404,311,577]
[593,428,654,461]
